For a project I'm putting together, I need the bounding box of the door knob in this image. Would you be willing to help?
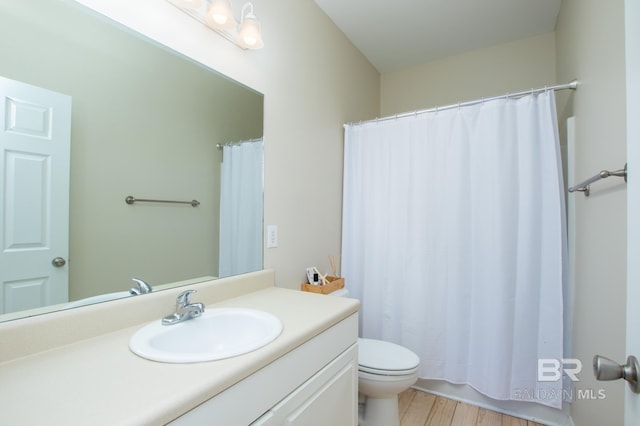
[51,257,66,267]
[593,354,640,393]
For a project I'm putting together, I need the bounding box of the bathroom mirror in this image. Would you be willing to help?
[0,0,264,321]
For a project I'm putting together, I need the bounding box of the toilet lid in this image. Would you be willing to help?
[358,338,420,375]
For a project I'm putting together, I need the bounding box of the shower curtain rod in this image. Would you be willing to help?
[216,137,263,150]
[343,79,578,128]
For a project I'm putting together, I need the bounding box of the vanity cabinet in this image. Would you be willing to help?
[170,313,358,426]
[252,344,357,426]
[0,275,361,426]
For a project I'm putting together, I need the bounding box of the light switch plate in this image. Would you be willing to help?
[267,225,278,248]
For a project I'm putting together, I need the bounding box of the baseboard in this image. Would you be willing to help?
[413,379,574,426]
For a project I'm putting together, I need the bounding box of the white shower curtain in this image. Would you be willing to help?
[218,139,264,278]
[342,91,567,408]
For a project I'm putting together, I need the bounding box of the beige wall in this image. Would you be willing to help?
[556,0,628,425]
[74,0,380,290]
[380,32,557,115]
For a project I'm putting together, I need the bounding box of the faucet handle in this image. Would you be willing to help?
[130,278,152,295]
[176,289,197,307]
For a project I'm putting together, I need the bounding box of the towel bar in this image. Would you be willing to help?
[125,196,200,207]
[568,164,627,197]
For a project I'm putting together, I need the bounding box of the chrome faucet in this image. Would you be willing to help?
[162,290,205,326]
[129,278,152,295]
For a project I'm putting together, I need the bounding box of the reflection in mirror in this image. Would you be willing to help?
[0,0,264,321]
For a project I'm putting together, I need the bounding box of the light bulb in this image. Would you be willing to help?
[211,14,228,26]
[206,0,235,30]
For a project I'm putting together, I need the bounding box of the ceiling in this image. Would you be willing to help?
[313,0,562,74]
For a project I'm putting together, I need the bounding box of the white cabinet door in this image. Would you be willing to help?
[0,76,71,314]
[253,344,358,426]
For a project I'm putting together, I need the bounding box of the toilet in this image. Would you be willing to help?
[329,288,420,426]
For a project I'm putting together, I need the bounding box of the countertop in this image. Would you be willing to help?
[0,286,359,425]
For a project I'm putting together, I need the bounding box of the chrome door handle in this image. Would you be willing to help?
[51,257,66,267]
[593,354,640,393]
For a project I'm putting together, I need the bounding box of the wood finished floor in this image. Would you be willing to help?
[398,389,546,426]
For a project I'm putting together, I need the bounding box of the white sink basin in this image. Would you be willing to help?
[129,308,283,363]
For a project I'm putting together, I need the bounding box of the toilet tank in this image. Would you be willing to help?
[328,288,349,297]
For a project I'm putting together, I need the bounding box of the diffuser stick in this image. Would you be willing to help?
[329,255,340,277]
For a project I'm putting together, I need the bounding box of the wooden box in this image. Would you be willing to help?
[301,276,345,294]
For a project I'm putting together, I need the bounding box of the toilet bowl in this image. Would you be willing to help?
[357,338,419,426]
[328,289,420,426]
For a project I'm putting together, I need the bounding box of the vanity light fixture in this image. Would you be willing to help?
[167,0,264,50]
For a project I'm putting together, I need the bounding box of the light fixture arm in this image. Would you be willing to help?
[240,2,255,23]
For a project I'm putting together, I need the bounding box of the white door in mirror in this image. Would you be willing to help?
[0,76,71,314]
[129,308,283,363]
